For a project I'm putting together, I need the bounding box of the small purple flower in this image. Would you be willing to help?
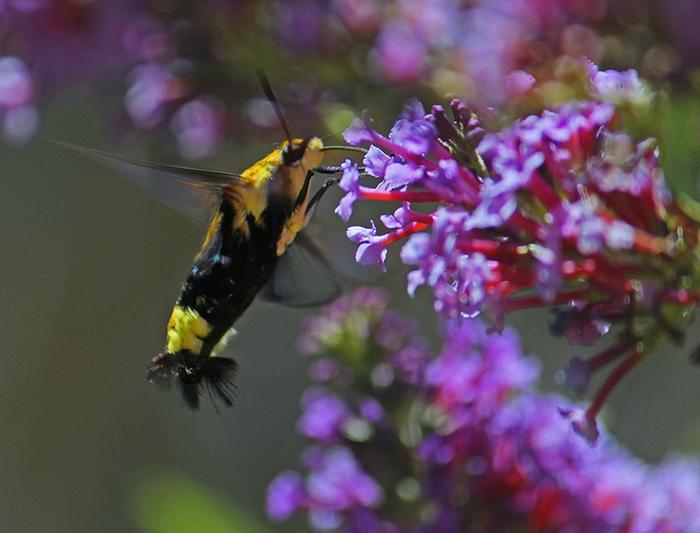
[555,202,635,256]
[591,68,649,105]
[344,117,375,145]
[533,229,563,303]
[400,99,428,122]
[308,358,340,382]
[389,343,429,385]
[347,221,388,270]
[121,17,170,61]
[465,186,517,229]
[335,159,361,222]
[363,145,392,178]
[380,203,412,229]
[426,159,477,204]
[589,133,663,200]
[267,472,306,522]
[358,397,384,424]
[401,234,436,297]
[648,460,700,531]
[307,447,384,509]
[388,100,437,155]
[481,149,545,198]
[333,0,381,32]
[379,161,424,190]
[558,406,600,445]
[309,509,342,530]
[454,253,497,316]
[400,232,431,266]
[297,387,350,443]
[555,200,607,255]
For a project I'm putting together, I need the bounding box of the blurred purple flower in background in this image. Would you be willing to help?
[0,0,230,156]
[124,62,186,129]
[268,289,700,531]
[0,56,38,143]
[0,0,696,157]
[366,0,607,99]
[170,97,226,160]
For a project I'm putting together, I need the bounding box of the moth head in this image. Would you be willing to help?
[281,137,324,170]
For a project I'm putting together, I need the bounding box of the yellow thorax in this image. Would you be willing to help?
[232,137,325,236]
[240,137,324,188]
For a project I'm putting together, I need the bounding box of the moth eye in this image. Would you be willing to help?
[282,144,305,166]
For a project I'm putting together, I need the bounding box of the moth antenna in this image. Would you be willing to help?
[256,71,293,143]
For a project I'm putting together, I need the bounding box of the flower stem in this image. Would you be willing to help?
[359,187,444,203]
[384,221,432,246]
[587,338,637,372]
[587,348,643,420]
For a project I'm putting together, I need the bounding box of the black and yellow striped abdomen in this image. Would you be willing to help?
[150,198,284,408]
[170,201,281,358]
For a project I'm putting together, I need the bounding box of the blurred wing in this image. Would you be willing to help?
[262,231,342,307]
[263,221,379,307]
[50,141,244,223]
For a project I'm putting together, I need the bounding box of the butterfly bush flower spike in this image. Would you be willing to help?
[337,65,700,443]
[268,290,700,531]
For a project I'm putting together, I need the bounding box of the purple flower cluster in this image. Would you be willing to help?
[335,66,700,441]
[267,289,700,531]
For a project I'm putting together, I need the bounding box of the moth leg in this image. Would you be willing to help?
[293,169,315,211]
[304,165,367,218]
[292,165,343,212]
[305,176,340,217]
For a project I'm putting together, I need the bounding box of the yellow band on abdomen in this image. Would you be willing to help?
[166,305,213,355]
